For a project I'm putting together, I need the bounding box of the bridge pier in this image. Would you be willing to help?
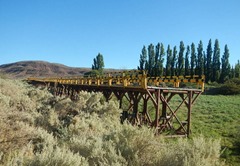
[40,85,201,137]
[127,91,142,125]
[113,91,124,109]
[103,91,113,102]
[141,94,151,125]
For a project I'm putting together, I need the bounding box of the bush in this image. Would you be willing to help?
[156,136,224,166]
[228,78,240,85]
[218,83,240,95]
[0,77,225,166]
[206,78,240,95]
[25,144,88,166]
[84,70,102,77]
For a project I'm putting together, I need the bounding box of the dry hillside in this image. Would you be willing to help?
[0,61,126,79]
[0,61,91,79]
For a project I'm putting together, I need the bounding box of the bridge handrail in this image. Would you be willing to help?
[27,72,205,91]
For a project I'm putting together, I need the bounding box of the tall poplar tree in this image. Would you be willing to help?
[166,45,172,76]
[177,41,185,76]
[148,44,155,76]
[138,46,147,70]
[230,66,235,78]
[204,51,207,78]
[158,43,165,76]
[185,45,190,76]
[220,45,231,82]
[190,43,196,76]
[196,40,204,76]
[212,39,221,82]
[92,53,105,74]
[171,46,177,76]
[235,60,240,78]
[154,43,160,76]
[206,39,212,82]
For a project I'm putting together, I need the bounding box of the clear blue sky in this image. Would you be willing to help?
[0,0,240,69]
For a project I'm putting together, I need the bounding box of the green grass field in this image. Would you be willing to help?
[192,94,240,165]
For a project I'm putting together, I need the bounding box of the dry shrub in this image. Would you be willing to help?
[0,122,36,158]
[156,136,224,166]
[0,78,225,166]
[104,124,160,165]
[0,79,39,163]
[29,146,88,166]
[1,128,88,166]
[24,142,88,166]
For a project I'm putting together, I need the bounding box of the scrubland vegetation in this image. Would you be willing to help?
[0,76,236,165]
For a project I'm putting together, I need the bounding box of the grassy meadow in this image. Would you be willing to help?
[192,94,240,164]
[0,76,239,165]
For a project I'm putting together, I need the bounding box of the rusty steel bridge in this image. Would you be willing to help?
[28,70,205,137]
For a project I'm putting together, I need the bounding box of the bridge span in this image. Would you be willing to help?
[28,70,205,137]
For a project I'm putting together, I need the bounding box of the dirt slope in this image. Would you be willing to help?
[0,61,91,79]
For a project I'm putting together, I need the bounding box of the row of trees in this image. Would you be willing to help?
[138,39,238,83]
[91,39,239,83]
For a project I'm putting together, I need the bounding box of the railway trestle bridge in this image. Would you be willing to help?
[28,70,205,137]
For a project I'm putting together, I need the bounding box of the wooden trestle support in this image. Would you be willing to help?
[28,71,204,137]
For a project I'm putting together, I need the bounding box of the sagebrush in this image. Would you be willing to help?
[0,78,224,166]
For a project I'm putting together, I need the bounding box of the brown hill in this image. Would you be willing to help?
[0,61,91,79]
[0,61,125,79]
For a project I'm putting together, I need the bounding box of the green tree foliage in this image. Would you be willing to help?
[84,70,101,77]
[212,39,221,82]
[230,66,235,78]
[177,41,185,76]
[220,45,231,83]
[154,43,160,76]
[166,45,172,76]
[171,46,177,76]
[235,60,240,78]
[156,43,165,76]
[138,46,147,70]
[138,43,164,76]
[190,43,196,76]
[185,45,190,76]
[211,78,240,95]
[196,40,204,76]
[203,51,207,78]
[137,39,238,83]
[148,44,155,76]
[206,39,213,82]
[92,53,104,74]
